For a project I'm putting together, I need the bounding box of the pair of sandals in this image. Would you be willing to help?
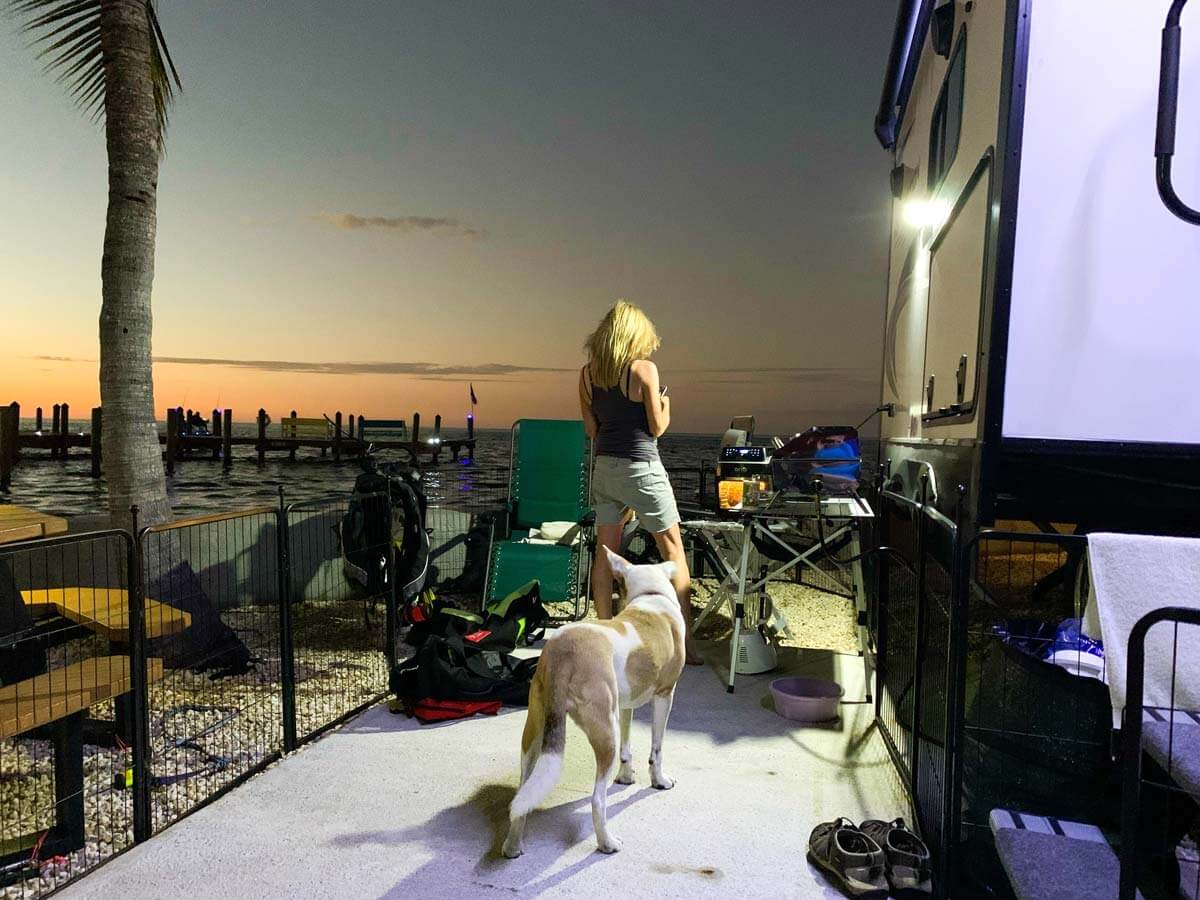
[807,817,932,898]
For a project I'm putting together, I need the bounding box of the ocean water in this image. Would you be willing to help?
[4,419,878,519]
[3,420,726,518]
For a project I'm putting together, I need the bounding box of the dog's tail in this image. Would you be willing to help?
[510,660,568,820]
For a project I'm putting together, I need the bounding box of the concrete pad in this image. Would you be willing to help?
[60,645,906,899]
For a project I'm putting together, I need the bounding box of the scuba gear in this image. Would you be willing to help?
[341,453,431,631]
[390,580,547,708]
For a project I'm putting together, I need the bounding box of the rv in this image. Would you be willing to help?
[875,0,1200,530]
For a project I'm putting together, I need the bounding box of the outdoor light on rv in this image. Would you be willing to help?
[901,197,951,230]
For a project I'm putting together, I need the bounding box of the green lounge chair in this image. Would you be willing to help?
[486,419,593,621]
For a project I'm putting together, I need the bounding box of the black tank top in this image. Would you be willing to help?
[587,365,659,461]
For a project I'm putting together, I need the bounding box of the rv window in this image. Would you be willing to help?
[929,30,966,191]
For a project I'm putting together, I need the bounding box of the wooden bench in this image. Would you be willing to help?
[0,655,165,872]
[359,418,407,441]
[20,587,192,642]
[281,416,332,440]
[0,655,164,741]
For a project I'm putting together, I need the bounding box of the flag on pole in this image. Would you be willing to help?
[470,383,478,406]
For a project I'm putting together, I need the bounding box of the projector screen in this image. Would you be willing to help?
[1002,1,1200,445]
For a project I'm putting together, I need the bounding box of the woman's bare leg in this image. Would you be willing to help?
[652,524,703,664]
[591,523,624,618]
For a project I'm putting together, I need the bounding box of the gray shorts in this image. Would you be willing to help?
[591,455,680,534]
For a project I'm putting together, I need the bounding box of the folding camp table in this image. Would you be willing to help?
[681,493,874,693]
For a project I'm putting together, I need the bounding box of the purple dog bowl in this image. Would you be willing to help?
[769,677,844,722]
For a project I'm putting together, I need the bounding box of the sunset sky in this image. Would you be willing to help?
[1,2,894,435]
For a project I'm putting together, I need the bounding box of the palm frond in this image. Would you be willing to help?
[5,0,181,147]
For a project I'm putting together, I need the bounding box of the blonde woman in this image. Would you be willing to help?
[579,301,703,664]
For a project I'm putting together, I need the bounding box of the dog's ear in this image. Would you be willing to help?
[659,560,677,581]
[603,545,631,580]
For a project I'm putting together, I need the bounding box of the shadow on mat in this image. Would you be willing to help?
[331,781,656,897]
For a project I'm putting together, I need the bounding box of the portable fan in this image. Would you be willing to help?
[735,628,778,675]
[734,573,779,675]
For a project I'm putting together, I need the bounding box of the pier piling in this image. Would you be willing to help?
[59,402,69,459]
[51,404,61,459]
[334,412,343,462]
[222,409,233,470]
[91,407,103,478]
[35,407,42,433]
[165,408,178,475]
[257,409,268,466]
[411,412,421,451]
[0,403,17,491]
[211,408,222,459]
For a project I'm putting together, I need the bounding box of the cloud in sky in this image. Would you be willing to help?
[34,355,566,378]
[34,356,873,385]
[316,212,482,238]
[685,366,878,387]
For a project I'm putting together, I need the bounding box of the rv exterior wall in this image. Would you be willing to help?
[1002,1,1200,445]
[878,0,1008,502]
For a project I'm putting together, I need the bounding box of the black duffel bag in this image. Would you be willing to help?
[390,579,547,706]
[390,632,537,705]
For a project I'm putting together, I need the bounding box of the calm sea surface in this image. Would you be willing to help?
[3,420,879,519]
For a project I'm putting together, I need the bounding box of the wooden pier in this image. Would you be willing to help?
[0,402,476,484]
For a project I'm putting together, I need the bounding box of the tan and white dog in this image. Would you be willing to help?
[501,547,686,858]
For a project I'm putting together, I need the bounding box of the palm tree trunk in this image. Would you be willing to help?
[98,0,171,531]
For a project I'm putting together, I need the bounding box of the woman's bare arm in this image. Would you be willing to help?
[632,360,670,438]
[579,366,599,439]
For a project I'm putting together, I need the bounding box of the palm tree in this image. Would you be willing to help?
[7,0,181,530]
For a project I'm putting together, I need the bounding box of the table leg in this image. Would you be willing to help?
[727,520,753,693]
[52,711,86,851]
[693,531,737,630]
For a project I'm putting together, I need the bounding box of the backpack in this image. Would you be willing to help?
[341,467,429,603]
[389,579,547,706]
[478,579,548,649]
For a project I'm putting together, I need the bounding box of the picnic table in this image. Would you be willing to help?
[0,588,187,871]
[20,587,192,642]
[0,505,68,545]
[0,655,166,873]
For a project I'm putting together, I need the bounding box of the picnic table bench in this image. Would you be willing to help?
[358,418,407,441]
[0,655,164,875]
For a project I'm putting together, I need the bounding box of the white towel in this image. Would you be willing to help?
[528,521,581,546]
[1086,532,1200,727]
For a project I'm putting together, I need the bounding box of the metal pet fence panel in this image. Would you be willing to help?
[955,531,1097,895]
[284,495,393,744]
[138,508,285,833]
[0,530,139,897]
[872,488,960,899]
[0,493,404,896]
[1120,608,1200,900]
[875,491,923,793]
[423,506,495,609]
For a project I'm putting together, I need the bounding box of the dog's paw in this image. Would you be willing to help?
[614,764,636,785]
[596,835,623,854]
[501,832,524,859]
[651,772,676,790]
